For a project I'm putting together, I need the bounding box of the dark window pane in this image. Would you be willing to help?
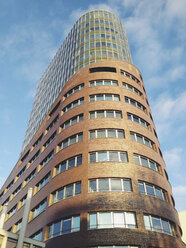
[109,152,118,161]
[58,188,64,201]
[123,180,132,192]
[66,185,73,198]
[98,179,109,191]
[53,222,61,237]
[138,182,145,194]
[77,155,82,166]
[62,218,71,234]
[97,110,104,118]
[68,158,75,169]
[89,180,96,192]
[146,184,155,196]
[75,182,81,195]
[90,153,96,163]
[111,179,122,191]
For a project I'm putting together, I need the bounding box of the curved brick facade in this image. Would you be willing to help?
[0,60,185,248]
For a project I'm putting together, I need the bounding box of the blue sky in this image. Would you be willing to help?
[0,0,186,211]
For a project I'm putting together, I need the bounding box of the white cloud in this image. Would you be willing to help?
[164,148,183,168]
[173,185,186,211]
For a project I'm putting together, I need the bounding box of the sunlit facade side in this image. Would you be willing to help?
[22,10,132,152]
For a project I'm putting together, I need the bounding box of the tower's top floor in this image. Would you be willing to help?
[22,10,132,154]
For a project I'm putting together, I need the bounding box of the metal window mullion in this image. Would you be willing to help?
[121,178,124,191]
[97,212,99,229]
[63,186,66,199]
[118,151,121,162]
[109,178,111,191]
[144,182,147,195]
[96,152,98,162]
[96,179,99,192]
[111,211,114,228]
[142,136,145,145]
[105,129,108,138]
[149,215,153,231]
[60,219,63,235]
[73,183,75,197]
[160,218,163,233]
[107,151,110,161]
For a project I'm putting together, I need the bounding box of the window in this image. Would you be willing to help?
[90,79,118,86]
[61,114,83,131]
[32,134,43,149]
[89,151,128,163]
[123,83,142,96]
[58,133,83,151]
[90,67,116,73]
[18,194,27,209]
[127,113,150,129]
[43,131,56,148]
[120,70,140,84]
[64,83,84,98]
[134,154,160,173]
[46,115,59,133]
[130,132,155,150]
[13,219,22,233]
[29,150,40,166]
[49,101,61,117]
[48,215,80,238]
[125,97,146,112]
[144,215,175,236]
[138,181,166,200]
[89,211,137,229]
[39,150,54,170]
[31,229,43,241]
[90,110,122,119]
[89,178,132,192]
[90,129,125,139]
[63,97,84,113]
[8,205,17,218]
[24,169,36,186]
[35,173,50,193]
[20,150,30,163]
[30,199,47,220]
[12,184,22,198]
[55,154,82,176]
[16,166,26,181]
[51,181,81,204]
[90,94,120,102]
[6,180,14,192]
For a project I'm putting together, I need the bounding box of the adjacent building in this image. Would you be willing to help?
[0,10,185,248]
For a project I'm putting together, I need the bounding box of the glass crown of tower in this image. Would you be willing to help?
[22,10,132,153]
